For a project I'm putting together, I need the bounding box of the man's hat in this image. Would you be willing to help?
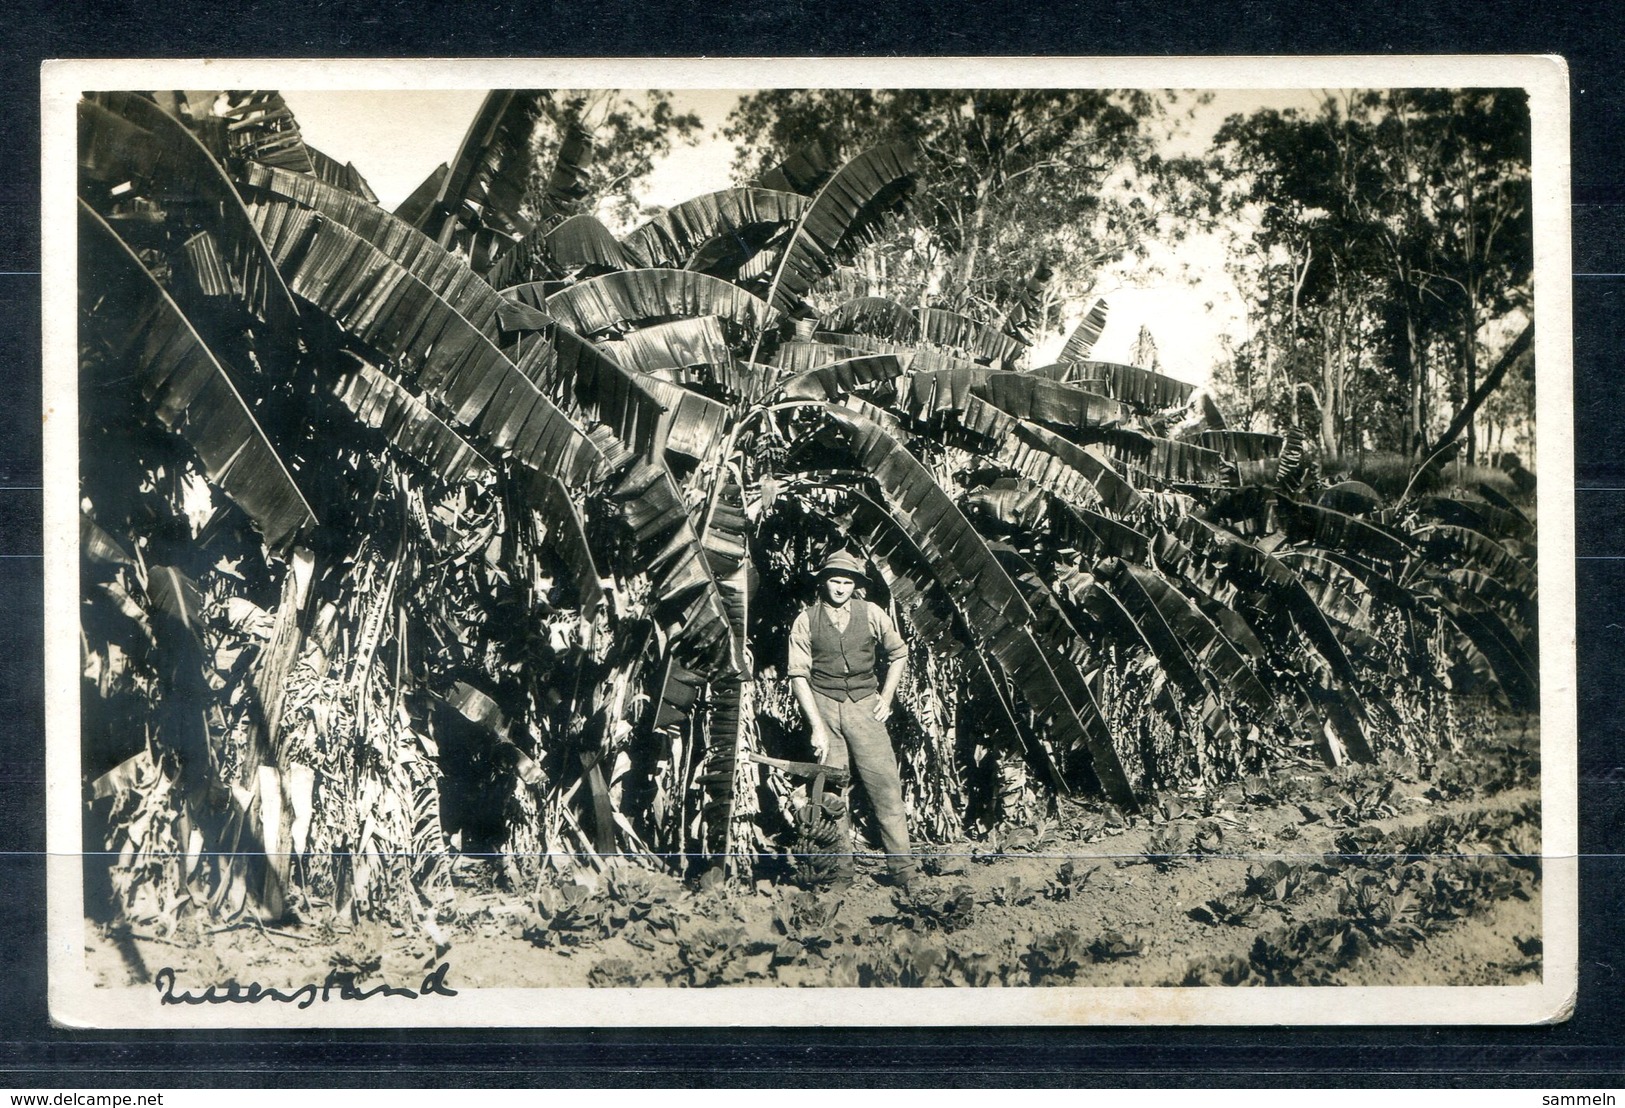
[816,550,868,584]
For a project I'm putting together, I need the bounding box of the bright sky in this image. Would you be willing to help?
[282,88,1324,388]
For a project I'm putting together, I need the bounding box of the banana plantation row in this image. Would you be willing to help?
[75,90,1537,926]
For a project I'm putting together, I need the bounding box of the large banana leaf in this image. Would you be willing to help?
[763,143,916,316]
[534,111,595,219]
[1200,430,1284,464]
[515,325,672,458]
[972,372,1129,431]
[305,144,379,203]
[240,162,518,340]
[1413,495,1534,542]
[958,396,1143,515]
[1412,524,1538,599]
[621,370,731,462]
[910,343,988,375]
[80,93,301,349]
[918,307,1026,369]
[1174,514,1380,761]
[80,201,315,549]
[1067,360,1195,412]
[776,354,906,402]
[1052,503,1153,564]
[805,404,1138,809]
[420,90,544,246]
[1056,299,1109,364]
[819,296,920,343]
[1277,497,1414,565]
[755,135,843,195]
[247,196,608,487]
[621,188,809,270]
[393,163,448,227]
[539,268,779,338]
[534,475,607,620]
[334,359,493,486]
[602,316,735,378]
[609,459,740,677]
[218,90,316,173]
[1097,428,1225,485]
[775,340,867,373]
[1436,599,1538,711]
[542,214,629,273]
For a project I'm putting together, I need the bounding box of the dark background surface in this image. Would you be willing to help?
[2,0,1621,1086]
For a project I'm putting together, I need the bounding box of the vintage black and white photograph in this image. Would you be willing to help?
[44,57,1576,1026]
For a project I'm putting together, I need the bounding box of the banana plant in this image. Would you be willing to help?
[77,89,1539,926]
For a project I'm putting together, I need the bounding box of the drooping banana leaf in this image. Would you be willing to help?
[608,458,740,678]
[1277,497,1414,566]
[1201,430,1285,465]
[965,482,1048,531]
[1096,428,1224,485]
[776,354,907,402]
[80,93,301,351]
[1175,514,1383,761]
[1118,563,1274,712]
[246,197,608,488]
[1056,299,1109,364]
[774,340,867,373]
[1412,524,1538,600]
[908,342,987,376]
[539,268,779,338]
[802,404,1138,809]
[304,143,380,203]
[541,214,629,274]
[1317,480,1384,516]
[240,163,517,340]
[534,475,607,621]
[971,372,1129,431]
[334,358,494,486]
[1436,599,1539,712]
[762,143,917,317]
[218,90,316,174]
[393,163,448,227]
[918,307,1026,368]
[958,396,1143,516]
[1051,501,1153,564]
[419,90,544,248]
[819,296,920,344]
[1436,567,1538,640]
[514,325,672,459]
[601,316,735,379]
[1412,495,1534,542]
[755,134,843,196]
[625,371,731,462]
[813,329,917,358]
[81,200,315,549]
[1475,482,1535,529]
[1066,360,1195,412]
[621,187,809,271]
[535,110,596,219]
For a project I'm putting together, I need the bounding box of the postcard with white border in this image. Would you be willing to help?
[43,55,1576,1027]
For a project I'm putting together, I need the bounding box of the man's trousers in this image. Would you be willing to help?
[811,689,916,878]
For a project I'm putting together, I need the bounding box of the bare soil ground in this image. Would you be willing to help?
[87,721,1542,994]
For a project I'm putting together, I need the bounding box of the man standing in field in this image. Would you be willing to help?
[786,550,918,892]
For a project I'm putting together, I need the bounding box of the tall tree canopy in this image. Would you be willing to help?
[1197,89,1533,461]
[725,90,1179,345]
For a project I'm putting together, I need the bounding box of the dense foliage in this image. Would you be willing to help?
[76,88,1537,932]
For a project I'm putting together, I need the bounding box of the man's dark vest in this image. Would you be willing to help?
[807,602,879,701]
